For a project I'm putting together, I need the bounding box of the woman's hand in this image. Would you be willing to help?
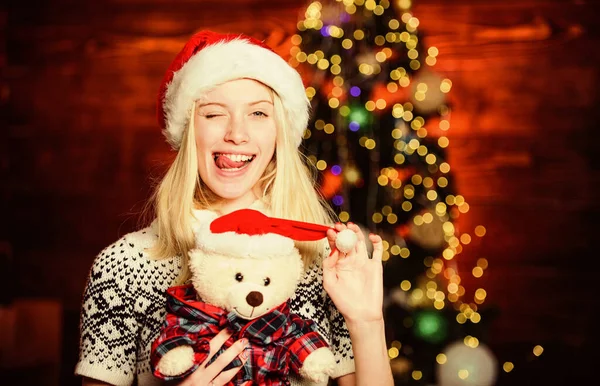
[322,222,384,324]
[169,329,250,386]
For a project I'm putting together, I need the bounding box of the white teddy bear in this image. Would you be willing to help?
[151,208,356,385]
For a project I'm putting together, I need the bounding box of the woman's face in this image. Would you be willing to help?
[194,79,276,206]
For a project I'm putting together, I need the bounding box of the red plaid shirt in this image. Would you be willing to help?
[151,285,330,385]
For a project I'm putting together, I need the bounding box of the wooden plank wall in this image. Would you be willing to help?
[2,0,599,384]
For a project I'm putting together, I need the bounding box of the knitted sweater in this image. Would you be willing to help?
[75,222,355,386]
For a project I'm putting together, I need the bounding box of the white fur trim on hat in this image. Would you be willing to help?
[163,38,309,149]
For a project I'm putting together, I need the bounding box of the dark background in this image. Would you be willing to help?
[1,0,599,385]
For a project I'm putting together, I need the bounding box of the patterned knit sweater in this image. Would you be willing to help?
[75,222,355,386]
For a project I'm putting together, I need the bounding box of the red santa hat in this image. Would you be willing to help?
[192,209,331,259]
[157,30,310,149]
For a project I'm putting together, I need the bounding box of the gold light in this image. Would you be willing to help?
[475,225,487,237]
[296,51,308,62]
[460,234,472,244]
[372,213,383,223]
[408,49,419,59]
[387,82,399,93]
[448,283,458,293]
[427,190,438,201]
[441,79,453,93]
[443,248,455,260]
[412,371,423,380]
[398,0,412,10]
[474,288,487,303]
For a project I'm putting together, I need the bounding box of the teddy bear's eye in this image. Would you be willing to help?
[264,277,271,286]
[235,273,244,282]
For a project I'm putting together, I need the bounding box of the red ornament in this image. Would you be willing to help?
[319,169,343,199]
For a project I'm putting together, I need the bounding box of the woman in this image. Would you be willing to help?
[75,30,392,386]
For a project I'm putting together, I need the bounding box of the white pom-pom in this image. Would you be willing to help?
[335,229,358,254]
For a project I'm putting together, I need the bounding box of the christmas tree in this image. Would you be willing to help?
[290,0,497,384]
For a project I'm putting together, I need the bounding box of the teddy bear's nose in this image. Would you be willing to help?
[246,291,263,307]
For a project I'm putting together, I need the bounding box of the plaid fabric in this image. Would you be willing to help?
[151,285,330,385]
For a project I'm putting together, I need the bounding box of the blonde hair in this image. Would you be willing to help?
[146,89,336,283]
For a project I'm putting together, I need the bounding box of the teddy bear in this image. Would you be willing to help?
[150,208,358,385]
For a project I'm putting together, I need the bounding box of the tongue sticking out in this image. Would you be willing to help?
[215,155,247,169]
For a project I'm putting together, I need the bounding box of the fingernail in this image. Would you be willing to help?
[329,248,336,257]
[241,349,249,359]
[240,338,248,345]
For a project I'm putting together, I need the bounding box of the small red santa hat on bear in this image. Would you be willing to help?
[192,208,359,259]
[193,209,331,259]
[157,30,309,150]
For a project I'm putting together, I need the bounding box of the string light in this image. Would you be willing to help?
[294,1,510,381]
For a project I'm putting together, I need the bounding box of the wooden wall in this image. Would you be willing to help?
[2,0,599,384]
